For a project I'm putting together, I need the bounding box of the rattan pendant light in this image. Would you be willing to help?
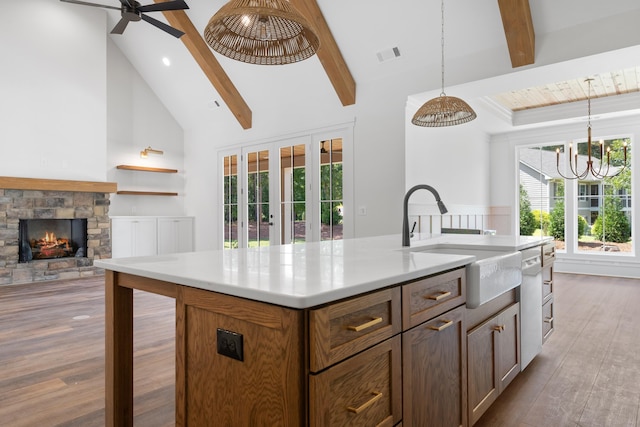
[412,0,476,127]
[204,0,320,65]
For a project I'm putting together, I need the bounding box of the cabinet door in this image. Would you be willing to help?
[496,303,520,392]
[467,302,520,426]
[111,217,157,258]
[467,313,499,426]
[157,217,194,255]
[403,305,466,427]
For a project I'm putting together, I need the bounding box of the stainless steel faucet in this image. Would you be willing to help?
[402,184,448,247]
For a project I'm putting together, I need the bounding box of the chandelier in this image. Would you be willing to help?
[203,0,319,65]
[556,78,628,180]
[412,0,476,127]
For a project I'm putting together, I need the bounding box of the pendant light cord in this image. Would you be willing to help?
[440,0,446,97]
[587,79,592,130]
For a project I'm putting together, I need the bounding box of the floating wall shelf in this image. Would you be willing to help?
[115,165,179,196]
[116,165,178,174]
[116,191,179,196]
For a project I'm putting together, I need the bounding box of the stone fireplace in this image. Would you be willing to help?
[0,177,116,285]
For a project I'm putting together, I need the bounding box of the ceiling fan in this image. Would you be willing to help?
[60,0,189,38]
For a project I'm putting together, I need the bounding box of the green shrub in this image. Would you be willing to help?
[591,196,631,243]
[519,186,536,236]
[577,215,589,238]
[548,201,565,241]
[531,210,550,234]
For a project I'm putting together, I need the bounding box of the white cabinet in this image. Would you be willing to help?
[111,217,157,258]
[157,217,194,255]
[111,216,194,258]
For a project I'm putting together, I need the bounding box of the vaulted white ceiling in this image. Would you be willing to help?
[69,0,640,134]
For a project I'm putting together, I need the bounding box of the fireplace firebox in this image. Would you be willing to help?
[19,219,88,263]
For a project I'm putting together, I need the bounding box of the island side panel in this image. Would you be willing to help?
[105,270,134,427]
[180,286,306,426]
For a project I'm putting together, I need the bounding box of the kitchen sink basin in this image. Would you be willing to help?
[412,246,522,308]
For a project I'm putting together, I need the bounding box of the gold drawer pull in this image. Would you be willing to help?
[544,317,554,324]
[428,319,453,332]
[492,325,505,332]
[347,391,382,414]
[426,291,451,301]
[347,317,383,332]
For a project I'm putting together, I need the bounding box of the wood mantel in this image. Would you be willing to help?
[0,176,117,193]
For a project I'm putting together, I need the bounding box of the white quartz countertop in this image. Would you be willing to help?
[94,234,551,309]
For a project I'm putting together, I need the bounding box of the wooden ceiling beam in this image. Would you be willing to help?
[156,4,253,129]
[497,0,535,68]
[291,0,356,106]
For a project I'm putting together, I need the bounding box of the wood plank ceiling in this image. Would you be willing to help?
[157,0,537,129]
[492,67,640,111]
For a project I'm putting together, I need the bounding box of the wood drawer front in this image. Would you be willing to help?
[541,242,555,267]
[309,336,402,427]
[309,287,401,372]
[402,268,466,330]
[542,297,554,343]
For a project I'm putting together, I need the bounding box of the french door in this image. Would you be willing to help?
[221,135,346,249]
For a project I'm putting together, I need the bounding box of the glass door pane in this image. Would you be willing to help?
[319,139,343,241]
[246,149,270,247]
[222,154,239,249]
[280,144,306,244]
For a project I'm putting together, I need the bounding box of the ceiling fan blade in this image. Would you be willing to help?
[140,13,184,38]
[110,17,130,34]
[118,0,134,7]
[138,0,189,13]
[59,0,121,11]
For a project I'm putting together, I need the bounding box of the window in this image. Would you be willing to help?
[518,137,632,255]
[578,184,587,201]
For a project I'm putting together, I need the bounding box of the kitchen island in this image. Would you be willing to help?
[95,233,550,427]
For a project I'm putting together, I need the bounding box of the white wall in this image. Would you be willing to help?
[106,40,185,216]
[0,0,106,181]
[404,102,492,228]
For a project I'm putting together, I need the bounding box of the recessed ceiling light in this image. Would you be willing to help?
[162,57,171,66]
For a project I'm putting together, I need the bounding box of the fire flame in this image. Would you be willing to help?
[44,231,56,243]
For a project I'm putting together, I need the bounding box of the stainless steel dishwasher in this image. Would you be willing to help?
[520,246,543,370]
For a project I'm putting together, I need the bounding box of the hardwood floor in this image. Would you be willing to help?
[0,276,175,427]
[476,273,640,427]
[1,273,639,426]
